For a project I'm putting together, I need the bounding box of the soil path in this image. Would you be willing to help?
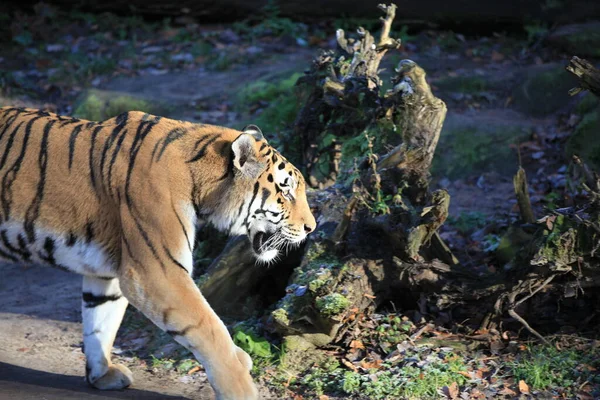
[0,263,215,400]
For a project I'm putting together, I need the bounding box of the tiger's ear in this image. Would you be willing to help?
[242,124,264,140]
[232,133,264,179]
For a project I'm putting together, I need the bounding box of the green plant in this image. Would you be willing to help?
[448,211,487,234]
[524,22,549,44]
[233,0,306,39]
[510,344,600,394]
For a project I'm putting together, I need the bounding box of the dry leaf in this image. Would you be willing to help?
[187,366,201,375]
[457,370,472,379]
[443,382,459,399]
[318,396,329,400]
[360,359,382,370]
[499,387,517,396]
[350,340,365,350]
[341,358,358,372]
[363,293,376,299]
[518,380,530,394]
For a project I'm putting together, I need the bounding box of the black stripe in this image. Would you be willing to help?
[88,125,104,188]
[0,246,19,262]
[59,118,80,127]
[172,202,192,252]
[217,143,234,181]
[186,134,219,163]
[99,114,128,186]
[260,187,270,209]
[163,244,189,273]
[85,222,94,243]
[24,119,54,242]
[38,237,69,271]
[156,127,187,162]
[244,182,260,227]
[68,124,84,170]
[82,292,121,308]
[106,124,129,196]
[0,121,24,170]
[66,232,77,246]
[1,117,39,223]
[0,109,24,144]
[0,230,31,261]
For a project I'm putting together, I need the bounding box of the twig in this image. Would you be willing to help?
[513,275,555,309]
[506,276,556,345]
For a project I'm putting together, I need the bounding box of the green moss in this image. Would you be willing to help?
[558,27,600,58]
[566,110,600,170]
[575,93,600,115]
[271,308,290,326]
[308,279,326,292]
[72,89,165,121]
[433,126,525,179]
[512,65,578,117]
[434,76,489,94]
[315,293,350,317]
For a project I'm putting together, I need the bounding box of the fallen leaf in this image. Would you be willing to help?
[518,380,530,394]
[360,359,382,370]
[318,396,329,400]
[350,340,365,350]
[187,366,201,375]
[498,387,517,396]
[442,382,459,399]
[340,358,358,372]
[457,370,471,379]
[363,293,376,299]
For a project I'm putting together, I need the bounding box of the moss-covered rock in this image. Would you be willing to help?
[72,89,169,121]
[547,22,600,58]
[511,64,578,117]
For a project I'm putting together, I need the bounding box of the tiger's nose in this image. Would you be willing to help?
[304,224,314,234]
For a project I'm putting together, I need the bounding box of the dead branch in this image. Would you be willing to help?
[566,56,600,97]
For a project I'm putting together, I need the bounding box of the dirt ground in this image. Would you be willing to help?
[0,263,219,400]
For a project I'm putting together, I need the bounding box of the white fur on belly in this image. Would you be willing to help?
[0,221,116,277]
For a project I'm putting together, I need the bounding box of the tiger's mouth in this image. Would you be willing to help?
[252,231,279,263]
[252,231,275,254]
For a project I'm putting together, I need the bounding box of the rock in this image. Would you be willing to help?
[546,22,600,58]
[511,63,579,117]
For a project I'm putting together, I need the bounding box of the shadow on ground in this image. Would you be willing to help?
[0,362,190,400]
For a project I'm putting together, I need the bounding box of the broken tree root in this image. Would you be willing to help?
[503,276,557,345]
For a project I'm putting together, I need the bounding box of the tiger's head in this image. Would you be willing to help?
[223,125,316,264]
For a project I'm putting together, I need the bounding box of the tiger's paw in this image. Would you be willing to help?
[89,364,133,390]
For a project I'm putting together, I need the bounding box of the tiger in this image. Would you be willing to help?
[0,107,316,400]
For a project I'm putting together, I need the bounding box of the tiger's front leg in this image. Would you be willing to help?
[118,252,258,400]
[82,276,133,390]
